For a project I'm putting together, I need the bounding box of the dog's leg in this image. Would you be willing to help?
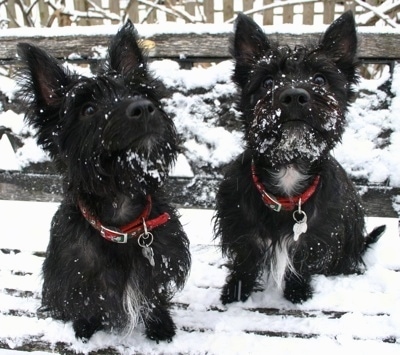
[221,271,259,304]
[73,316,103,342]
[221,246,263,304]
[143,301,176,342]
[283,270,312,304]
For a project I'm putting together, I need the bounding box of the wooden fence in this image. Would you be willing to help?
[0,0,399,27]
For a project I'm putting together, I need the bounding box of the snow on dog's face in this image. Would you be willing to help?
[17,21,177,195]
[231,12,359,167]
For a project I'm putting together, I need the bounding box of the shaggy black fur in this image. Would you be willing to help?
[214,12,385,305]
[17,21,190,342]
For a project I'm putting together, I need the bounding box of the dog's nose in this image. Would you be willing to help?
[126,100,156,119]
[279,88,310,108]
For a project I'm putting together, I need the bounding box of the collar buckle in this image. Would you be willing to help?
[100,226,128,243]
[261,191,282,212]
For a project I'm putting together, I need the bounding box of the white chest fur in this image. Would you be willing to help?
[271,165,310,196]
[263,237,297,289]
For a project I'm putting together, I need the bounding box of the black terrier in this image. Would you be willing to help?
[214,11,385,305]
[17,21,190,342]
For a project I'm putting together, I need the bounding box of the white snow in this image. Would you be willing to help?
[1,22,399,40]
[169,153,194,178]
[0,136,19,170]
[2,54,400,187]
[0,200,399,354]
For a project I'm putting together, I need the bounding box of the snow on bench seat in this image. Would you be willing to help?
[0,200,399,354]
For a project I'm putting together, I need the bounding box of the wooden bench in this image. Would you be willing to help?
[1,25,400,65]
[0,202,399,354]
[1,26,399,216]
[0,26,399,354]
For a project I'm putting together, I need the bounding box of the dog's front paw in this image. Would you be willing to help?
[73,317,103,341]
[145,307,176,342]
[220,279,254,305]
[284,276,312,304]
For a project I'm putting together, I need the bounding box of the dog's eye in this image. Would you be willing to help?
[81,104,97,117]
[313,74,326,86]
[263,77,274,88]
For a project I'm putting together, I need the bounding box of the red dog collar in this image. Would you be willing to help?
[251,163,320,212]
[79,195,170,243]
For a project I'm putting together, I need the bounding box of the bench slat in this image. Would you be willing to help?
[1,31,400,62]
[0,171,398,217]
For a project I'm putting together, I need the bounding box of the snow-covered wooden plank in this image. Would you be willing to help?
[0,204,399,353]
[0,171,398,216]
[0,30,400,62]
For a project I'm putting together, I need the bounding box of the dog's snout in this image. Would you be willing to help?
[279,88,310,108]
[126,99,156,119]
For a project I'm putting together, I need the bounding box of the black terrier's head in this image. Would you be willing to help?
[17,21,177,196]
[232,11,359,168]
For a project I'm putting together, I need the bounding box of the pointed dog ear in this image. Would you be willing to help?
[17,43,72,160]
[231,13,272,87]
[17,42,70,108]
[319,11,358,71]
[108,20,147,76]
[232,13,271,63]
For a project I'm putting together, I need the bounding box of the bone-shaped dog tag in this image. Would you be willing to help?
[292,207,308,242]
[138,221,155,267]
[142,246,155,267]
[293,219,307,241]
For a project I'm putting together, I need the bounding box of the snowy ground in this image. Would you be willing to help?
[0,200,399,354]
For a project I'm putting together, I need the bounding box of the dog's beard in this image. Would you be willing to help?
[114,144,176,195]
[67,135,177,197]
[258,125,328,166]
[124,149,171,184]
[248,94,343,166]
